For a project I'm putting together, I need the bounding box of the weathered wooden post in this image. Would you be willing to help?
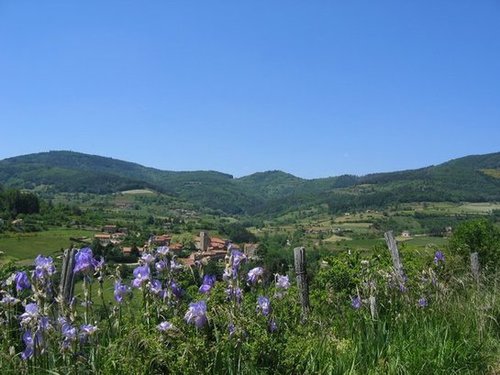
[294,246,310,321]
[470,252,480,282]
[384,231,404,281]
[59,248,76,304]
[369,295,377,320]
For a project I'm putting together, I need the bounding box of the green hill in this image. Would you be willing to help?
[1,150,499,216]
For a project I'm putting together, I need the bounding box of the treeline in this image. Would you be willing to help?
[0,185,40,218]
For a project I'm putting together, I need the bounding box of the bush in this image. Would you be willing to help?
[448,218,500,268]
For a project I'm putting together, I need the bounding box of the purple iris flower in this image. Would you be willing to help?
[170,259,183,271]
[275,274,290,289]
[247,267,264,285]
[170,280,184,299]
[256,296,271,316]
[141,253,155,264]
[156,246,170,257]
[434,251,445,265]
[199,275,216,294]
[225,286,243,304]
[155,260,167,272]
[0,295,20,306]
[14,271,31,292]
[418,297,428,308]
[228,322,236,336]
[157,321,174,332]
[222,267,232,281]
[38,316,52,332]
[351,296,362,310]
[131,265,150,288]
[184,300,208,328]
[79,324,98,340]
[199,284,212,294]
[268,319,278,332]
[20,330,35,360]
[20,303,39,326]
[59,318,77,349]
[202,274,216,286]
[73,248,99,274]
[80,324,98,334]
[149,279,163,295]
[114,280,130,303]
[34,255,56,281]
[230,250,246,279]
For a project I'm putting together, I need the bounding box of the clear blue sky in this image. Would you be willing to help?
[1,1,499,178]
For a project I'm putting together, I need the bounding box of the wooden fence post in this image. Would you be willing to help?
[59,248,76,305]
[470,252,480,282]
[384,231,405,281]
[369,296,377,320]
[294,246,310,321]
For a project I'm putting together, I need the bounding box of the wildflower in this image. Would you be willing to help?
[351,296,362,310]
[225,286,243,303]
[0,295,20,306]
[149,279,163,295]
[268,319,278,332]
[79,324,98,339]
[434,250,445,265]
[94,257,105,273]
[418,297,428,308]
[60,319,77,349]
[184,300,207,328]
[170,280,184,299]
[34,255,56,280]
[256,296,271,316]
[20,303,39,326]
[157,321,175,332]
[247,267,264,285]
[73,248,99,274]
[156,246,170,257]
[230,250,246,279]
[14,271,31,292]
[131,265,150,288]
[228,322,235,336]
[38,316,52,332]
[114,280,130,303]
[20,330,35,360]
[170,258,183,271]
[155,260,167,272]
[79,324,98,345]
[199,274,216,294]
[275,274,290,289]
[222,267,232,281]
[141,252,155,264]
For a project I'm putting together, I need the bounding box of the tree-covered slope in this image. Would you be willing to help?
[1,150,499,216]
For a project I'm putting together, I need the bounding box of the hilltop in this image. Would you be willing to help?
[0,150,499,216]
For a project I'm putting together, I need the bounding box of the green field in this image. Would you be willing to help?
[0,228,95,263]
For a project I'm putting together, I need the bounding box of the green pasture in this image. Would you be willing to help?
[0,228,95,263]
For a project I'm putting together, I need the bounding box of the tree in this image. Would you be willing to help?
[172,232,195,250]
[219,223,257,243]
[448,219,500,267]
[1,189,40,217]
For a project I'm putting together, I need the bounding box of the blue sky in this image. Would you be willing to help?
[1,1,499,178]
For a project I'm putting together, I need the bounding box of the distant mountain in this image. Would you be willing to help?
[1,150,499,216]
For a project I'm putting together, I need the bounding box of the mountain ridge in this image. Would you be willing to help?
[1,150,499,216]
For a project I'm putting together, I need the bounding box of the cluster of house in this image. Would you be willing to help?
[93,225,128,246]
[94,225,260,266]
[182,231,259,266]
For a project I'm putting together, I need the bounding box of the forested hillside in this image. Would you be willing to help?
[1,151,499,216]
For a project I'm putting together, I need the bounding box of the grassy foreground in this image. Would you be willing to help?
[0,246,498,374]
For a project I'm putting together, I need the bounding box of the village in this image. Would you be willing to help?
[92,224,260,266]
